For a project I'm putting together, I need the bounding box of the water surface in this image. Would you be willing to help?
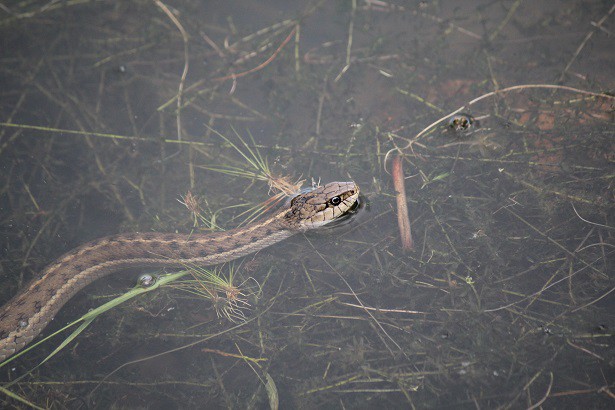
[0,1,613,408]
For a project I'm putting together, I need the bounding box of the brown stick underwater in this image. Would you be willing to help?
[391,156,413,251]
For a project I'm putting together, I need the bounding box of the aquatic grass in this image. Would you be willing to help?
[0,262,255,403]
[170,264,254,323]
[200,126,303,196]
[0,270,190,407]
[0,262,253,406]
[196,126,305,227]
[2,1,614,408]
[177,189,252,230]
[0,271,189,371]
[0,385,44,410]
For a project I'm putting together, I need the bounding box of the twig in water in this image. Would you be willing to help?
[334,0,356,82]
[526,372,554,410]
[559,4,615,81]
[303,236,407,359]
[339,301,425,314]
[571,202,614,230]
[391,156,413,251]
[213,27,297,82]
[154,0,189,146]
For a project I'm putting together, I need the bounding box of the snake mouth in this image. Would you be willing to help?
[321,193,363,229]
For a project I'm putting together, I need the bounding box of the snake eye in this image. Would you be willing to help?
[330,196,341,206]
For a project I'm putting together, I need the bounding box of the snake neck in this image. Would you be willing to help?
[0,214,294,361]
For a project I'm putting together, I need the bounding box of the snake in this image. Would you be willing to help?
[0,181,359,362]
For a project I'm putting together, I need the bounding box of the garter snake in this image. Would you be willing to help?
[0,181,359,361]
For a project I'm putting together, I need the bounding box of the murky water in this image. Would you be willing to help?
[1,1,613,408]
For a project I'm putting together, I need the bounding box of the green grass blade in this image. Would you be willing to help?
[0,271,189,371]
[0,385,44,410]
[39,318,95,366]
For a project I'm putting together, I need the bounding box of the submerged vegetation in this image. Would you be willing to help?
[0,0,613,409]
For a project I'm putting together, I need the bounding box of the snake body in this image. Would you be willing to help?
[0,181,359,361]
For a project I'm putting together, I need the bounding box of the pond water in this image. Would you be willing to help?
[0,1,613,408]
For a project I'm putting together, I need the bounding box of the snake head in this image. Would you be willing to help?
[286,181,360,230]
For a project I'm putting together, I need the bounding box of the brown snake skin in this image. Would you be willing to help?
[0,182,359,361]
